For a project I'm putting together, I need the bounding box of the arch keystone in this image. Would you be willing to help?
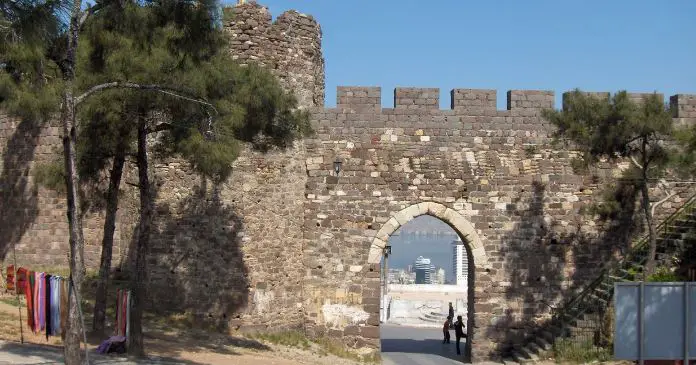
[427,202,446,216]
[417,202,429,216]
[368,203,490,269]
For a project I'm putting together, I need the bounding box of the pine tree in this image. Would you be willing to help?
[4,0,310,360]
[74,0,310,354]
[1,2,87,363]
[543,90,673,276]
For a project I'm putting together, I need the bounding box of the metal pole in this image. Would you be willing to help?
[685,282,690,365]
[639,282,645,365]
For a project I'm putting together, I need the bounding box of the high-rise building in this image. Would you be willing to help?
[436,267,446,284]
[414,256,433,284]
[452,237,469,286]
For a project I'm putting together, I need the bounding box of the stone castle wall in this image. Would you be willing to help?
[2,1,696,361]
[300,87,696,359]
[224,2,325,108]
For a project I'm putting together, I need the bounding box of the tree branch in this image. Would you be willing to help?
[79,4,102,29]
[75,82,215,113]
[630,155,643,170]
[75,81,218,136]
[651,191,677,218]
[146,123,173,134]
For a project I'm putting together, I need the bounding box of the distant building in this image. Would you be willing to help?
[387,268,416,284]
[414,256,434,284]
[452,237,469,286]
[436,267,446,284]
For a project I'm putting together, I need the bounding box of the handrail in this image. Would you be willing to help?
[551,189,696,320]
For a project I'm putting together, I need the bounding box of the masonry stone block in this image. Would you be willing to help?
[670,94,696,118]
[3,3,694,362]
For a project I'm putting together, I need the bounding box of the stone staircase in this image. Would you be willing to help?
[507,193,696,364]
[418,311,447,325]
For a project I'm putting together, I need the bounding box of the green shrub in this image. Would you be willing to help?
[646,267,681,282]
[552,338,612,363]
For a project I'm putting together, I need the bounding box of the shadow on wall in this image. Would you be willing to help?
[487,178,641,356]
[0,118,42,261]
[141,180,251,331]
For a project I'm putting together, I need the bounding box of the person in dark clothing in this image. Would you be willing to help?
[442,316,451,344]
[448,303,454,327]
[454,315,467,355]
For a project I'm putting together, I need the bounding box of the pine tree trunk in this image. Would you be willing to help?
[92,146,126,334]
[62,1,86,364]
[642,181,658,278]
[128,117,151,357]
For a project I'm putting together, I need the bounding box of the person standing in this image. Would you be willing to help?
[442,316,451,344]
[448,302,454,328]
[454,315,467,355]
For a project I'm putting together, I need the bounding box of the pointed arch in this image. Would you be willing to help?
[368,202,490,269]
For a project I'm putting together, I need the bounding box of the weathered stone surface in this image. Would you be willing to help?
[223,3,324,109]
[2,2,696,363]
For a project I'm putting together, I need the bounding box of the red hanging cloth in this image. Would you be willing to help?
[5,265,15,292]
[25,270,34,332]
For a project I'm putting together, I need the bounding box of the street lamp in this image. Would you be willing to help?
[333,159,342,176]
[384,245,392,257]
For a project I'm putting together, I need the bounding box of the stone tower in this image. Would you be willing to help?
[224,2,325,108]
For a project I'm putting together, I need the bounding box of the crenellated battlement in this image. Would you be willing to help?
[671,94,696,118]
[224,2,325,108]
[331,86,696,117]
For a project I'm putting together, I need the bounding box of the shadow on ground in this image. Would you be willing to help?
[381,338,466,363]
[0,339,208,364]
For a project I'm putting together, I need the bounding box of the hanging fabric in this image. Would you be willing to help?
[16,267,28,295]
[38,272,46,332]
[125,290,130,339]
[26,271,36,332]
[114,289,131,338]
[27,271,35,333]
[33,272,40,334]
[50,276,61,336]
[60,278,68,339]
[45,274,52,340]
[5,265,15,292]
[121,290,127,336]
[115,289,121,336]
[5,267,67,339]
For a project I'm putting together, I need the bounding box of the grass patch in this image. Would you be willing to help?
[315,337,376,362]
[552,338,612,363]
[0,297,21,307]
[249,331,379,363]
[250,331,311,350]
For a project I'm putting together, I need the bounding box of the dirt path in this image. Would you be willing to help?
[0,295,361,365]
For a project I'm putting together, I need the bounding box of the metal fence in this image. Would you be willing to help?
[615,282,696,364]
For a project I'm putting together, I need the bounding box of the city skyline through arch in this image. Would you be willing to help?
[386,216,469,286]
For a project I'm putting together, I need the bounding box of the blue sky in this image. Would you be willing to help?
[226,0,696,109]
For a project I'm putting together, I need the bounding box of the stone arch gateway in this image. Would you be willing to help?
[368,202,490,269]
[369,202,492,361]
[3,2,696,363]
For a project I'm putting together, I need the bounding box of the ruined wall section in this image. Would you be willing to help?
[1,1,321,333]
[302,86,696,359]
[225,2,325,108]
